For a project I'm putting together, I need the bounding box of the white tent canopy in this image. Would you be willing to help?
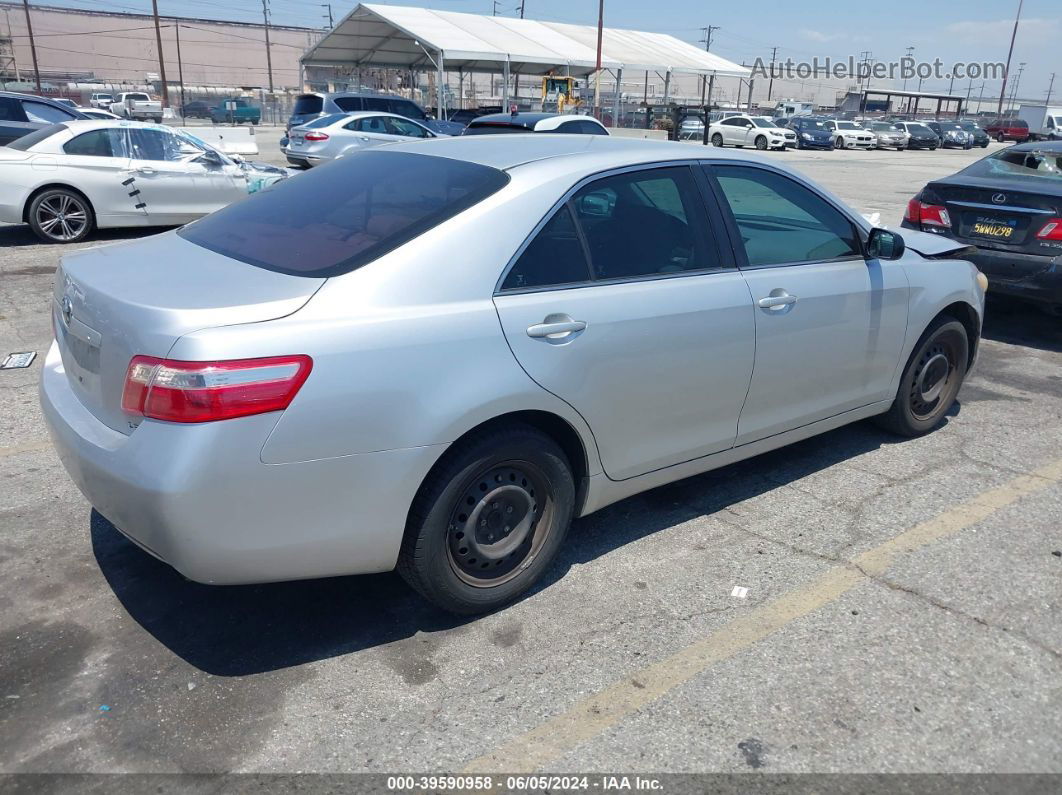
[302,4,749,114]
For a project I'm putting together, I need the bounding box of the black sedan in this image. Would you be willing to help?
[958,120,991,148]
[902,141,1062,311]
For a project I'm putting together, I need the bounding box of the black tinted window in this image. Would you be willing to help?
[22,101,73,124]
[0,96,25,121]
[179,151,510,277]
[571,167,715,280]
[502,205,590,290]
[5,123,65,150]
[463,123,527,135]
[362,97,390,112]
[390,100,425,120]
[293,95,324,114]
[713,165,860,266]
[333,96,362,112]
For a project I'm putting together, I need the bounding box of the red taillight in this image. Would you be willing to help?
[1036,218,1062,240]
[303,132,329,141]
[121,355,312,423]
[905,198,951,228]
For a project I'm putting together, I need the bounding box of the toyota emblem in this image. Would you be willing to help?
[61,296,73,325]
[992,193,1007,204]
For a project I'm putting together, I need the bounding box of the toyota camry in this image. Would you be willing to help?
[41,136,986,614]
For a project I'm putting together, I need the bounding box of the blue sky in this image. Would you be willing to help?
[36,1,1060,99]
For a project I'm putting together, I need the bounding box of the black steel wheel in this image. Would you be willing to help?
[398,423,575,614]
[27,189,94,244]
[875,317,969,437]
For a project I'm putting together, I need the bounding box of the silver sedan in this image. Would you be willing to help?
[41,136,986,614]
[283,110,437,167]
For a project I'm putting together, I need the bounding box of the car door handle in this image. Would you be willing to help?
[135,166,156,175]
[757,293,798,309]
[527,317,587,339]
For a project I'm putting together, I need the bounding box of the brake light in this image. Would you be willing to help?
[905,198,951,229]
[121,355,312,423]
[303,132,329,141]
[1036,218,1062,240]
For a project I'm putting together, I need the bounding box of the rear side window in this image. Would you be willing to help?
[22,101,74,124]
[390,100,426,120]
[64,129,128,158]
[293,95,324,115]
[0,97,25,121]
[333,96,362,112]
[502,205,590,290]
[5,123,65,150]
[463,123,527,135]
[362,97,390,112]
[179,151,510,277]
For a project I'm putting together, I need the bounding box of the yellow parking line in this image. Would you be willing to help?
[0,440,53,459]
[463,458,1062,774]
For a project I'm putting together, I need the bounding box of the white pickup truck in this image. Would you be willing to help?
[109,92,163,122]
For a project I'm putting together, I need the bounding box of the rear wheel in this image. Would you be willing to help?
[27,188,94,244]
[398,423,575,614]
[875,317,968,437]
[711,133,723,147]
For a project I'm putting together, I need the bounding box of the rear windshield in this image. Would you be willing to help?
[965,149,1062,182]
[5,123,66,150]
[293,95,324,115]
[178,151,510,277]
[127,93,150,101]
[463,123,530,135]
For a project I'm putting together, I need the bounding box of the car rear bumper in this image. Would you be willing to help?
[945,244,1062,305]
[40,343,446,584]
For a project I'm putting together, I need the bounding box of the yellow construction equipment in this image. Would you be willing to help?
[541,75,578,112]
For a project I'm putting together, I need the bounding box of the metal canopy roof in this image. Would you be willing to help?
[301,3,750,78]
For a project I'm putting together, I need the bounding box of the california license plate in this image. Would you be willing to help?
[971,219,1016,240]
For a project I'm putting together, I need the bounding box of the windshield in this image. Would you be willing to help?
[752,119,778,128]
[907,124,932,134]
[803,120,826,129]
[959,122,981,130]
[837,122,860,130]
[965,149,1062,182]
[303,113,348,129]
[179,150,510,277]
[871,123,900,131]
[939,123,963,131]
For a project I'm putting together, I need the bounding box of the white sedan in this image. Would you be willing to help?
[708,115,795,150]
[283,111,437,167]
[0,120,287,243]
[824,120,876,150]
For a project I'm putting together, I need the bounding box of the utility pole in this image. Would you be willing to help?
[175,23,185,124]
[901,45,914,92]
[996,0,1023,118]
[699,26,719,108]
[321,3,333,28]
[766,45,778,101]
[262,0,274,92]
[593,0,603,119]
[1046,72,1056,106]
[518,1,525,18]
[150,0,169,108]
[20,0,40,94]
[492,1,501,16]
[1009,61,1026,110]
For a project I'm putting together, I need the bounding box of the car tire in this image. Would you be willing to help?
[397,423,576,615]
[711,133,724,147]
[874,317,968,437]
[930,145,937,151]
[754,135,768,150]
[27,188,95,244]
[996,133,1005,142]
[153,117,162,123]
[835,136,845,149]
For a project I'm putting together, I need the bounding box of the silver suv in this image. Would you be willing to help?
[286,92,464,136]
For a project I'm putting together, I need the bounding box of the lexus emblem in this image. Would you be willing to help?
[992,193,1007,204]
[61,296,73,325]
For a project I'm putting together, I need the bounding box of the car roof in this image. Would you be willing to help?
[469,112,569,129]
[386,133,786,172]
[1009,140,1062,153]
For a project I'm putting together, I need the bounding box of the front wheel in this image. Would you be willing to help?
[711,133,723,147]
[754,135,768,150]
[27,188,94,244]
[398,423,575,614]
[875,317,968,437]
[836,137,845,149]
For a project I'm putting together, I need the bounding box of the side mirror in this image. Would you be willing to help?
[867,228,905,260]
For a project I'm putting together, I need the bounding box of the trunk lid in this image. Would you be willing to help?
[926,177,1060,251]
[53,231,324,434]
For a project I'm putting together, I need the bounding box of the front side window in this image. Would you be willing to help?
[502,205,590,290]
[385,117,429,137]
[347,116,389,134]
[572,167,715,280]
[64,129,128,158]
[712,165,861,267]
[22,101,73,124]
[179,150,510,277]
